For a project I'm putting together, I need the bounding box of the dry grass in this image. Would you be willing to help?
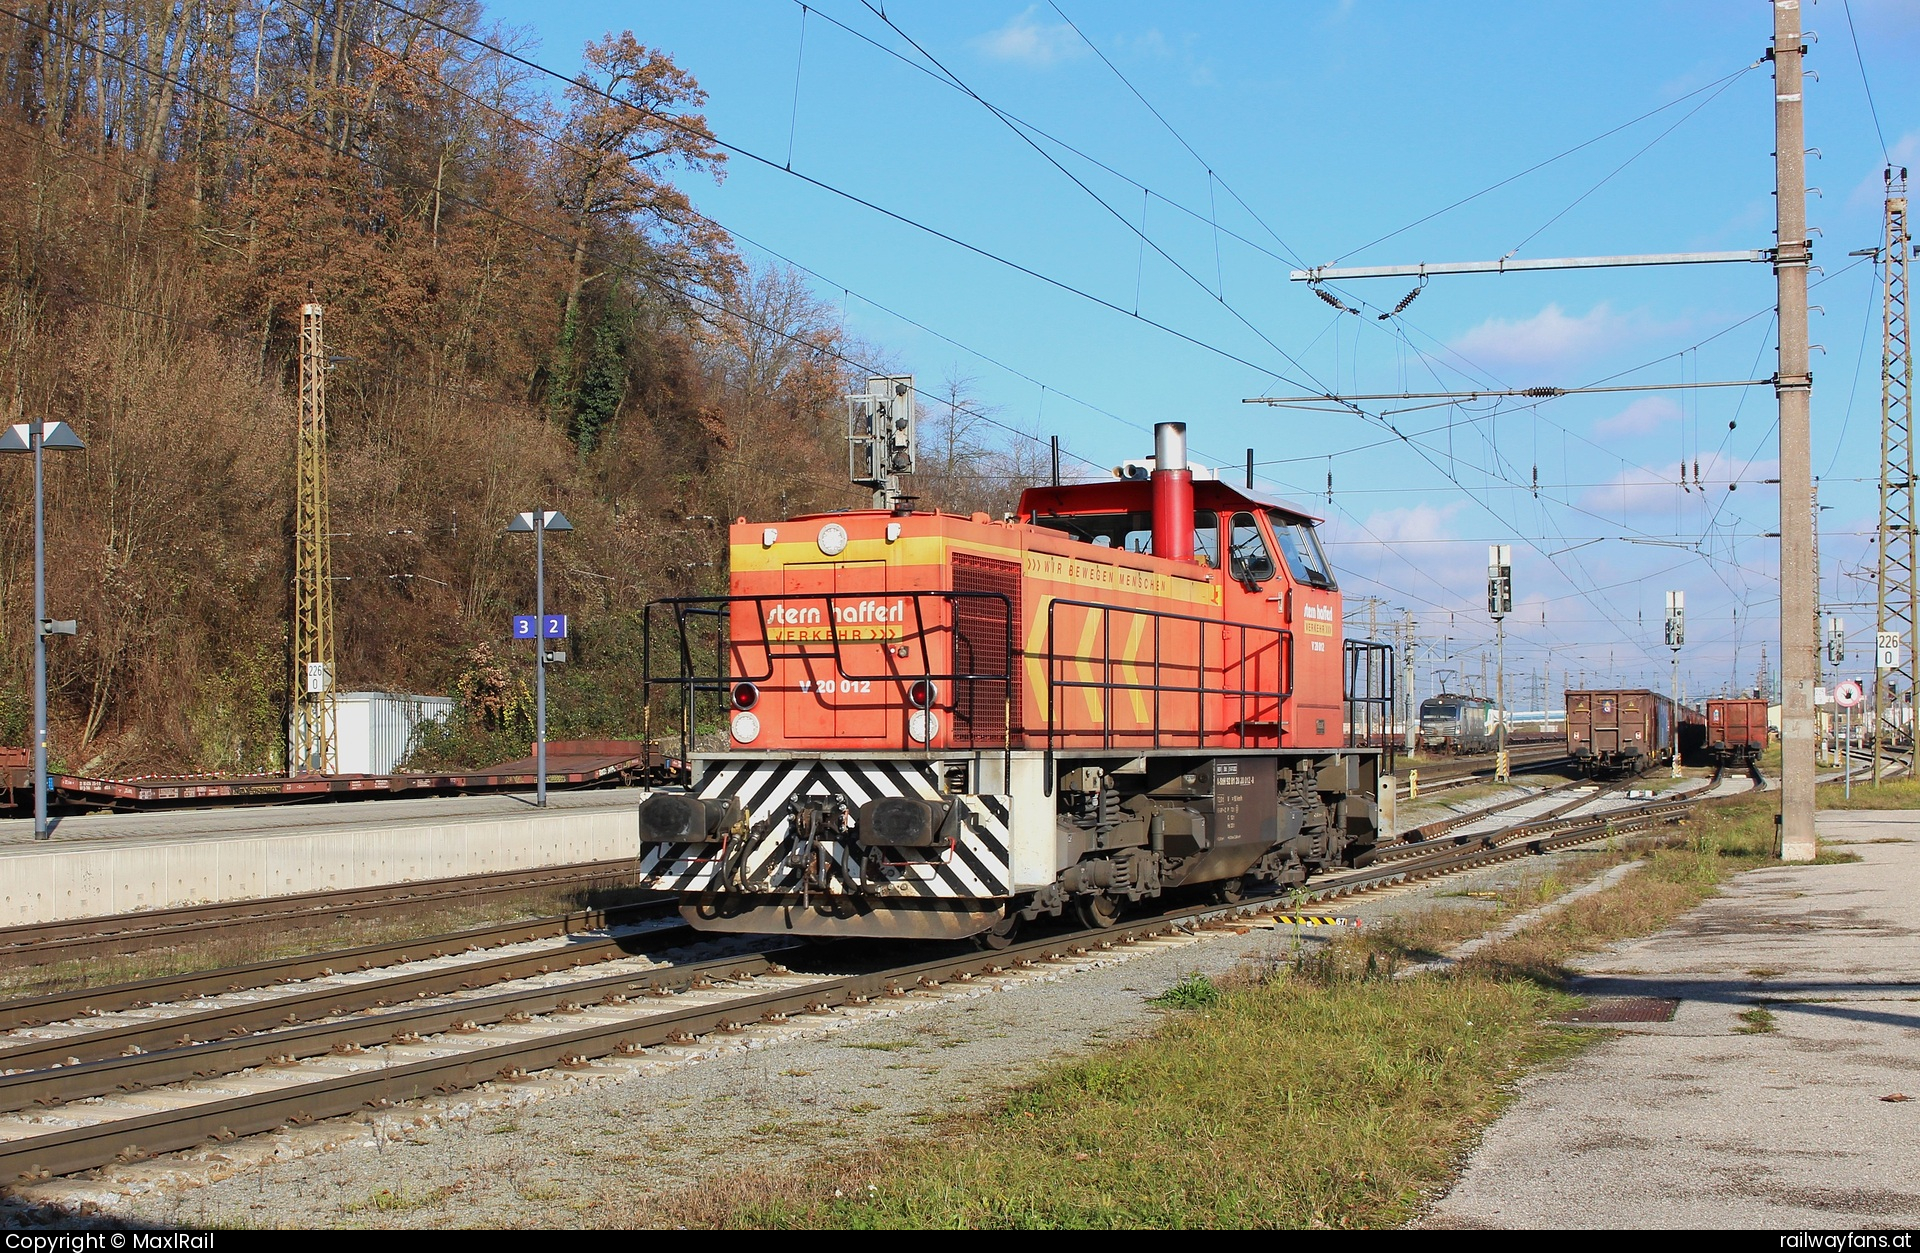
[610,966,1584,1230]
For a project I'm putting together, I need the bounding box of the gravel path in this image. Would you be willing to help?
[5,847,1619,1229]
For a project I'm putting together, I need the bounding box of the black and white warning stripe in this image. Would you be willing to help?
[638,758,1012,899]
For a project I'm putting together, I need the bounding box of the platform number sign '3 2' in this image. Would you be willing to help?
[511,615,569,640]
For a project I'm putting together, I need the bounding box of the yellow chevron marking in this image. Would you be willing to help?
[1073,608,1105,724]
[1118,611,1150,724]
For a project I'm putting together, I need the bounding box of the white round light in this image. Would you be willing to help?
[731,711,762,743]
[908,710,940,744]
[761,527,778,548]
[817,522,849,556]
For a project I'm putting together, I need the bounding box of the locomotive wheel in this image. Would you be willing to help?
[1073,893,1122,929]
[1213,878,1246,905]
[975,912,1021,951]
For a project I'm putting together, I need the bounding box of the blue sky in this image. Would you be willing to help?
[486,0,1918,707]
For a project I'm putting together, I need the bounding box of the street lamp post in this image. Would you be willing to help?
[0,421,85,839]
[507,509,572,808]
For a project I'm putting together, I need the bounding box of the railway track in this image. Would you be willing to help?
[0,859,656,972]
[0,769,1750,1186]
[1407,747,1573,799]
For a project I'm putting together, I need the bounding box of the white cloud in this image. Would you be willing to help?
[1361,500,1466,545]
[1448,303,1647,373]
[1848,131,1920,210]
[973,6,1087,66]
[1591,396,1680,442]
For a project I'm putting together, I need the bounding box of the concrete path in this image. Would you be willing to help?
[1425,808,1920,1229]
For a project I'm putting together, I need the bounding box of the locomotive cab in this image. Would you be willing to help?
[638,419,1392,942]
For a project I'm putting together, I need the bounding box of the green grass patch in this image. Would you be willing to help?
[1734,1007,1778,1034]
[683,967,1583,1230]
[1818,776,1920,809]
[1149,972,1223,1010]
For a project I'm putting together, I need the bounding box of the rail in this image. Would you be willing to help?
[642,591,1015,766]
[1041,598,1291,789]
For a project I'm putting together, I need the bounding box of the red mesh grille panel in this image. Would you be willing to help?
[951,554,1020,746]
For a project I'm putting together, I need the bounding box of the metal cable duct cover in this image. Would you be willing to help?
[1151,421,1194,562]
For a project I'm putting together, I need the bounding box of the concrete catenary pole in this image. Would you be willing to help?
[1773,0,1817,860]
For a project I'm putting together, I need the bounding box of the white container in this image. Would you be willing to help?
[327,692,456,775]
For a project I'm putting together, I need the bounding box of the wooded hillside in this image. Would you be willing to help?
[0,0,949,773]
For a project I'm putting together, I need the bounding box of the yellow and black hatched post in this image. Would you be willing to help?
[1269,913,1362,928]
[1408,768,1419,801]
[1494,749,1510,782]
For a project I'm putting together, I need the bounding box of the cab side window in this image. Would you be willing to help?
[1193,513,1221,569]
[1268,511,1337,589]
[1227,512,1274,583]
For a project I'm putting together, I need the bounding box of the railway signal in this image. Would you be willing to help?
[848,375,916,509]
[1488,546,1511,782]
[1666,591,1685,777]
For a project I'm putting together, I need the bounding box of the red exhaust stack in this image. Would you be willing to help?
[1151,421,1194,562]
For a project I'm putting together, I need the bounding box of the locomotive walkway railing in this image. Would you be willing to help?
[1040,598,1292,789]
[641,591,1014,765]
[1344,639,1397,777]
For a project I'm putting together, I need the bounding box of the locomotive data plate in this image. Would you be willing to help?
[1212,757,1279,844]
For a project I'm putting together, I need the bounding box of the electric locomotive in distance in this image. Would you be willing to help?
[1418,693,1497,754]
[637,403,1394,945]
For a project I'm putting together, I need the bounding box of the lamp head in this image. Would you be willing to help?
[0,422,84,453]
[507,510,572,533]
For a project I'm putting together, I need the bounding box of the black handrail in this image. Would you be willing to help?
[642,591,1014,771]
[1042,597,1292,791]
[1343,639,1398,777]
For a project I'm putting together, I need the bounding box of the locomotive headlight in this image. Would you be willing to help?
[817,522,848,556]
[731,711,762,744]
[908,709,940,743]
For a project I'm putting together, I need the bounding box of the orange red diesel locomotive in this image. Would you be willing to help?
[638,413,1394,943]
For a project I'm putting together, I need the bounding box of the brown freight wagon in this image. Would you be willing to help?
[1705,697,1769,766]
[1566,689,1681,777]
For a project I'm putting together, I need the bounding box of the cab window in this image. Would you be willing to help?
[1268,511,1337,589]
[1033,510,1221,564]
[1227,512,1275,583]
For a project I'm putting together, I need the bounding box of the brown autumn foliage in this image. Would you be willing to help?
[0,0,887,774]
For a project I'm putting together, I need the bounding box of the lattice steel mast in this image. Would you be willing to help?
[291,302,338,774]
[1876,171,1914,784]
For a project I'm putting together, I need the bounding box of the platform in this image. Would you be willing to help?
[1424,808,1920,1228]
[0,787,647,927]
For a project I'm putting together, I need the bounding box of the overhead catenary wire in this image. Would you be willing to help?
[1840,0,1891,165]
[1329,61,1764,266]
